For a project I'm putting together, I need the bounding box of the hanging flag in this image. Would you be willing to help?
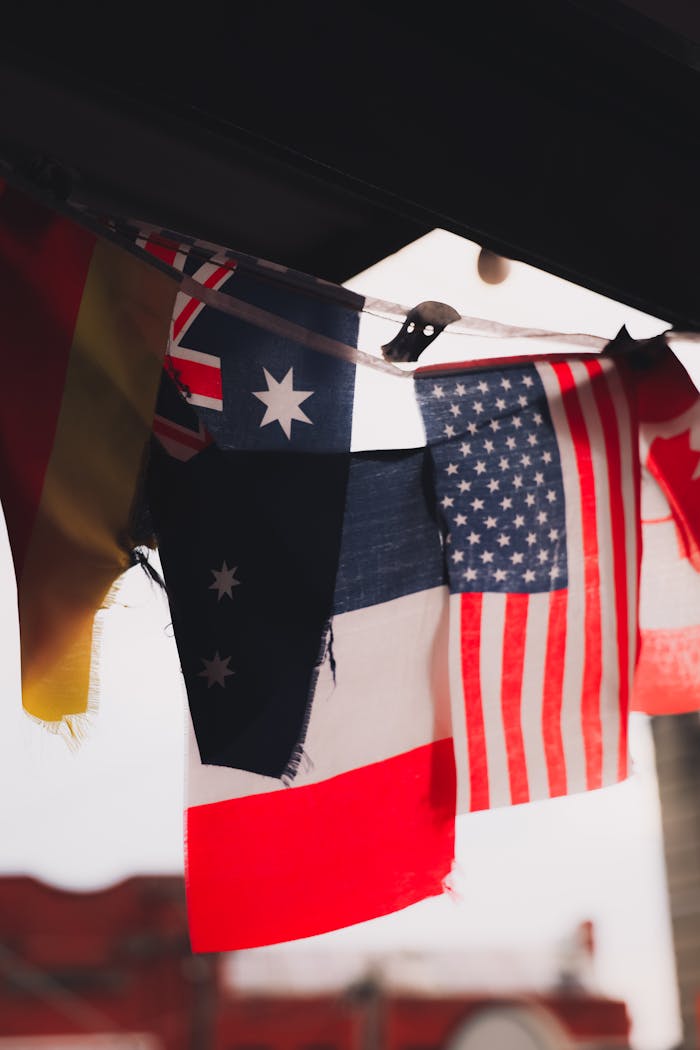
[145,269,457,950]
[414,351,637,811]
[0,182,177,736]
[630,335,700,714]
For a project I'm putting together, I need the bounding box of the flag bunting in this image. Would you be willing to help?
[1,179,699,949]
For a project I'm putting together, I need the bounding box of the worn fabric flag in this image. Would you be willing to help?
[145,268,456,951]
[8,181,700,953]
[414,349,638,812]
[76,212,698,948]
[0,182,177,735]
[630,335,700,714]
[143,245,660,949]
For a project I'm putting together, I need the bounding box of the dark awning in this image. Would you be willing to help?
[1,1,698,326]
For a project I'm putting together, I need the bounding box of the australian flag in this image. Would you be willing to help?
[146,249,447,783]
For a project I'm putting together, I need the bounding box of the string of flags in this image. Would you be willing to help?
[1,176,699,951]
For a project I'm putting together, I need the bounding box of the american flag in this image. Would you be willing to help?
[416,354,638,812]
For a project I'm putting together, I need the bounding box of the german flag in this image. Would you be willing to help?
[0,181,177,736]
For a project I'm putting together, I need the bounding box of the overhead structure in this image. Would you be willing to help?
[0,1,698,326]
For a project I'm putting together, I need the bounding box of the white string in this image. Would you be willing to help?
[182,274,656,377]
[180,275,410,377]
[70,199,698,375]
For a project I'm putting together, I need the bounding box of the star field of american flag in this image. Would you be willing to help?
[417,364,568,594]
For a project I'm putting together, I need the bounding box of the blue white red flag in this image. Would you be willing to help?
[145,247,455,950]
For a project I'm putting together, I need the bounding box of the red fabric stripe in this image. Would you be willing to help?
[0,186,95,577]
[635,626,700,714]
[144,233,179,266]
[460,593,489,811]
[553,362,603,790]
[152,416,212,451]
[166,355,222,401]
[634,339,699,422]
[542,589,568,796]
[173,297,200,342]
[500,593,530,804]
[629,361,643,715]
[586,359,631,780]
[646,432,700,569]
[173,264,233,340]
[186,740,456,951]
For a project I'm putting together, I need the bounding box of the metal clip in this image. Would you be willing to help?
[382,301,461,362]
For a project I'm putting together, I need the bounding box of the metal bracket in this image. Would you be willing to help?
[382,301,461,362]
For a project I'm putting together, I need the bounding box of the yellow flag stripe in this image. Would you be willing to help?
[19,237,177,725]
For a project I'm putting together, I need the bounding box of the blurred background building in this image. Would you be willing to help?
[2,6,700,1044]
[652,714,700,1050]
[0,876,631,1050]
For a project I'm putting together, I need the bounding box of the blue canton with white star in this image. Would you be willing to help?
[177,267,357,453]
[416,364,568,595]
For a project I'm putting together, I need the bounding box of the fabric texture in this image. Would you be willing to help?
[3,183,700,951]
[0,182,176,736]
[415,352,636,811]
[136,228,696,949]
[631,338,700,713]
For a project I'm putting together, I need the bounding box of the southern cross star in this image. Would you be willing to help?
[252,367,313,439]
[198,651,234,688]
[209,561,240,600]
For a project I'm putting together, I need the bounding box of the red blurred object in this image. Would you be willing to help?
[0,877,630,1050]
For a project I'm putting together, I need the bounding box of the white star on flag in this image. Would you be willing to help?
[198,651,234,688]
[253,367,314,439]
[209,561,240,600]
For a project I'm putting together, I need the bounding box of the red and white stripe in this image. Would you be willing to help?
[633,346,700,713]
[187,737,456,951]
[634,511,700,714]
[171,258,234,346]
[164,346,223,411]
[140,236,234,417]
[151,414,213,462]
[185,585,456,951]
[137,231,189,273]
[167,258,233,412]
[451,356,638,812]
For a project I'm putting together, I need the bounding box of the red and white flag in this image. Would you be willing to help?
[632,340,700,714]
[415,352,637,813]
